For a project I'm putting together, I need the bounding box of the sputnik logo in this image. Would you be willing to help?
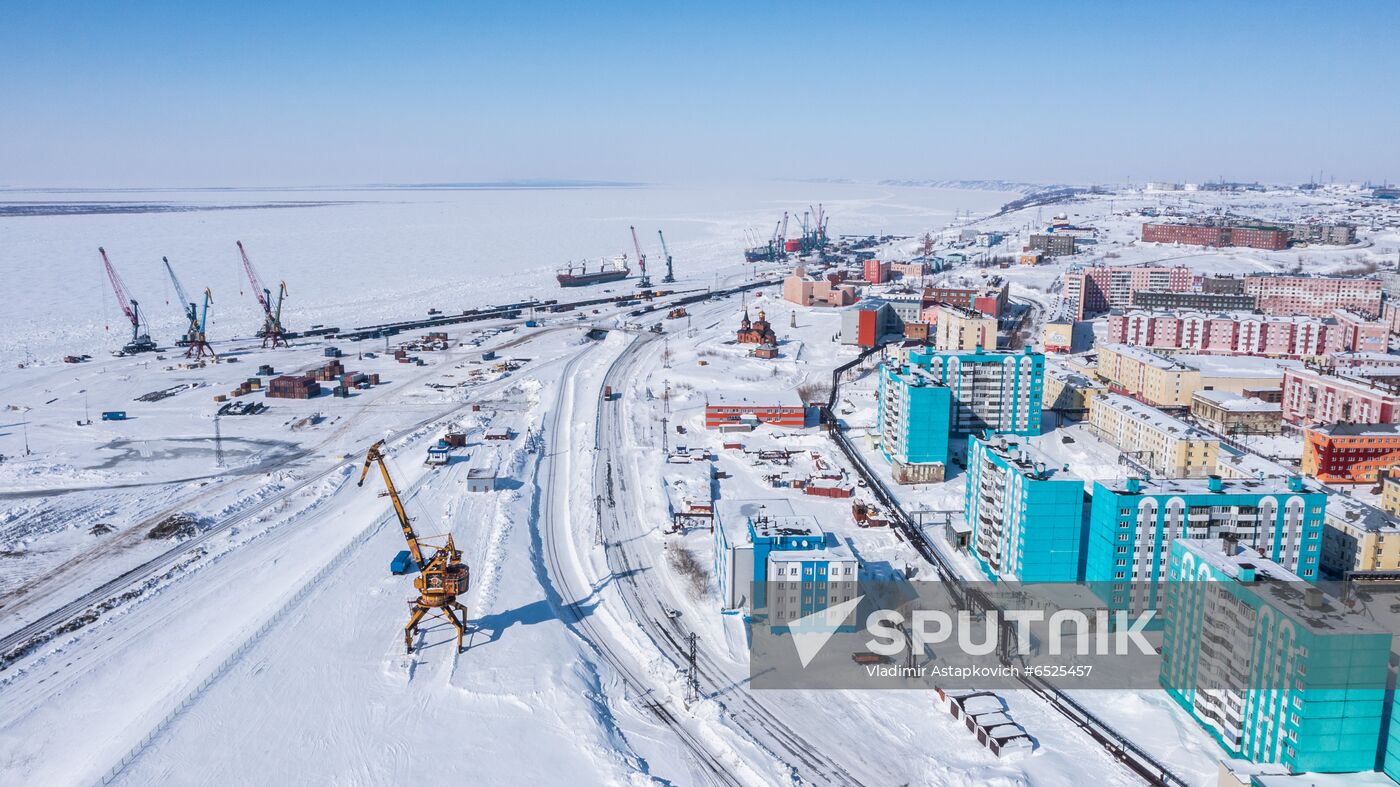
[789,595,864,668]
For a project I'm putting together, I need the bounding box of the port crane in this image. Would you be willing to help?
[236,240,288,348]
[656,229,676,284]
[99,247,157,356]
[629,225,652,289]
[358,440,471,654]
[163,257,215,360]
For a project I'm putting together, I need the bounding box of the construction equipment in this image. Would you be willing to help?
[358,440,471,654]
[163,257,216,359]
[629,225,652,289]
[99,247,158,356]
[236,240,288,348]
[656,229,676,284]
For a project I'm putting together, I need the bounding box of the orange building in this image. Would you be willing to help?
[1302,423,1400,484]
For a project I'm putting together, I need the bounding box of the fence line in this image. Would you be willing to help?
[93,512,390,786]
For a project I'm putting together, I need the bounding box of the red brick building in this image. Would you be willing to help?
[1142,223,1289,250]
[704,392,807,429]
[735,308,777,344]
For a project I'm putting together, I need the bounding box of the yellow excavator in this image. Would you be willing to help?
[358,439,471,654]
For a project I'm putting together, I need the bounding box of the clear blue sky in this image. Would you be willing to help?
[1,1,1396,188]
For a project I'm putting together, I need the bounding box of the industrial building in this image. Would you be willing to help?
[704,391,806,429]
[1300,422,1400,483]
[1159,538,1389,775]
[1106,308,1387,358]
[902,347,1044,437]
[1063,264,1193,320]
[782,267,858,307]
[964,434,1085,583]
[840,300,902,348]
[1085,475,1326,615]
[877,363,952,483]
[1089,393,1220,478]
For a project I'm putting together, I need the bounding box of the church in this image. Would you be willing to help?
[735,308,777,345]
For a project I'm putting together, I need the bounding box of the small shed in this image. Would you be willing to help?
[466,468,496,493]
[426,446,451,466]
[484,427,512,441]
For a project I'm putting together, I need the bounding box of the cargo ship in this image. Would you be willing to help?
[557,255,630,287]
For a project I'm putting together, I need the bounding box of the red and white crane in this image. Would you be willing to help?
[629,225,652,289]
[99,247,156,355]
[236,240,288,348]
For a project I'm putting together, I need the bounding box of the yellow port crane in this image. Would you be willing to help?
[358,439,471,654]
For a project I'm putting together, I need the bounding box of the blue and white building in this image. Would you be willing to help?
[1087,475,1327,614]
[715,500,859,627]
[965,434,1086,582]
[904,347,1044,437]
[1161,538,1390,774]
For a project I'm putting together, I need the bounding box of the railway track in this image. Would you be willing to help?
[533,339,741,787]
[592,332,867,786]
[823,416,1190,787]
[0,331,572,671]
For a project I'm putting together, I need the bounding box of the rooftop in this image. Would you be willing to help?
[1178,539,1383,635]
[1306,422,1400,438]
[974,434,1077,481]
[1098,474,1317,497]
[1325,494,1400,534]
[1191,389,1281,413]
[1096,394,1217,440]
[709,390,804,409]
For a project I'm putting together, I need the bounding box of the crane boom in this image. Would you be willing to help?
[357,440,424,568]
[629,225,647,276]
[100,247,138,327]
[236,240,272,315]
[163,256,197,322]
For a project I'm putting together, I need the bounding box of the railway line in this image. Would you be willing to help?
[533,338,743,786]
[593,330,870,786]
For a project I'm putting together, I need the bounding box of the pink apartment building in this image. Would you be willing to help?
[1107,309,1388,358]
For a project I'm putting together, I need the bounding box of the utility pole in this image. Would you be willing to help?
[684,632,700,706]
[214,414,225,468]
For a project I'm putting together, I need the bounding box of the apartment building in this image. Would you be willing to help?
[1142,222,1290,250]
[932,302,998,351]
[1321,494,1400,578]
[1160,539,1388,774]
[905,347,1044,436]
[877,363,953,483]
[1097,344,1293,407]
[1281,365,1400,425]
[1086,474,1326,614]
[964,434,1086,583]
[1130,290,1256,311]
[1063,264,1193,320]
[1106,308,1387,358]
[1243,274,1383,319]
[1089,393,1220,478]
[1301,422,1400,483]
[1028,233,1075,257]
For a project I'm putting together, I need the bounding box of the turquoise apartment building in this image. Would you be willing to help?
[1086,475,1327,614]
[905,346,1044,437]
[1160,538,1391,774]
[964,433,1086,582]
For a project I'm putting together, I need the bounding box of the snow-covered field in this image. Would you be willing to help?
[4,181,1398,786]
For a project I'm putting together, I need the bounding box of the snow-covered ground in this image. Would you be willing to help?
[4,181,1398,786]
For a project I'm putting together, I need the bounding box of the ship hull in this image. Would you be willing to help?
[556,270,630,287]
